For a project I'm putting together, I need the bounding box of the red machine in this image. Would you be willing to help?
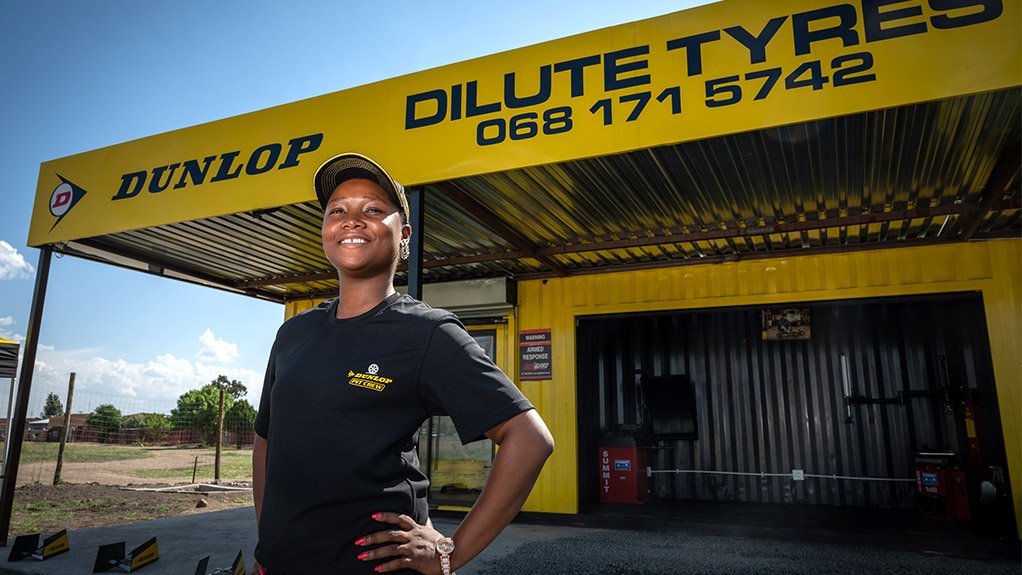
[599,436,647,504]
[911,386,1006,522]
[914,453,971,521]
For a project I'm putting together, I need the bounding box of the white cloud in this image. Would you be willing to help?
[0,317,21,344]
[0,329,24,344]
[197,328,240,363]
[15,328,262,417]
[0,241,34,280]
[30,349,263,415]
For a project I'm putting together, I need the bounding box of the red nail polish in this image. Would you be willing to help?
[374,566,382,573]
[355,537,365,546]
[371,512,382,520]
[357,552,368,561]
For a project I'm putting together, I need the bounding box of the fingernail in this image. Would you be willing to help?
[357,552,368,561]
[354,537,365,546]
[371,512,382,520]
[374,567,382,573]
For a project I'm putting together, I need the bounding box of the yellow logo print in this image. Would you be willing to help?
[348,369,393,392]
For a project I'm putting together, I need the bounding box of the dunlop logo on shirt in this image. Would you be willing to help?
[348,370,393,392]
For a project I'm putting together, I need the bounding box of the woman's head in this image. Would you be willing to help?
[314,153,409,224]
[315,154,412,279]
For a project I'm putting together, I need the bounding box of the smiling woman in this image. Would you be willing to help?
[252,153,554,575]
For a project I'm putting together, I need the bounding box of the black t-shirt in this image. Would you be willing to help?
[254,293,533,574]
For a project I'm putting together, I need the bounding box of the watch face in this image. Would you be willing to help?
[436,538,455,555]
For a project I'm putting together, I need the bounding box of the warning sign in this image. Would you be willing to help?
[519,329,552,381]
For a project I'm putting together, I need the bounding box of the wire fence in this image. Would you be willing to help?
[0,377,256,487]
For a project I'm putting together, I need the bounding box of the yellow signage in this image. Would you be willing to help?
[41,530,70,559]
[129,537,159,570]
[28,0,1020,246]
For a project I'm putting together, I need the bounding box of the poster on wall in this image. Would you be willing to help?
[519,329,552,380]
[762,309,811,341]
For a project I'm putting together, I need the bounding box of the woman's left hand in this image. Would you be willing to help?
[356,512,444,574]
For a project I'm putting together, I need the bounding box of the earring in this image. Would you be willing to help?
[400,239,410,261]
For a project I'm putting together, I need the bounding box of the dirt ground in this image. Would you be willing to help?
[8,446,254,536]
[10,482,253,536]
[14,445,246,486]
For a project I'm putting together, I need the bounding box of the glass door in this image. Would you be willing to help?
[418,328,498,509]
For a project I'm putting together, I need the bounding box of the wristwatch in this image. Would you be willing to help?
[435,536,455,575]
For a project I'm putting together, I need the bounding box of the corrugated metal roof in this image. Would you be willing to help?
[62,88,1020,302]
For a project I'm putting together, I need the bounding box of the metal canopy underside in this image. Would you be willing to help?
[59,88,1021,303]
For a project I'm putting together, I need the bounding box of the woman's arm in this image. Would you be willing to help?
[253,434,267,525]
[360,409,553,574]
[448,409,553,570]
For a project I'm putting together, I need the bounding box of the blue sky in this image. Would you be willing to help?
[0,0,712,417]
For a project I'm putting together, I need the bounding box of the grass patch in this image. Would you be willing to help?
[13,498,115,533]
[134,452,252,481]
[11,497,177,533]
[2,442,155,464]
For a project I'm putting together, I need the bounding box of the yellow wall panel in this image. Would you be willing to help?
[982,242,1021,535]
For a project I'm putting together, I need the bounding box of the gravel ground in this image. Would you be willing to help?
[463,523,1019,575]
[0,506,1015,575]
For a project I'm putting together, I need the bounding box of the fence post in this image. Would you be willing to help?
[53,372,76,485]
[214,388,224,484]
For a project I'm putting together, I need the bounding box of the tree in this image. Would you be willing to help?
[86,404,123,443]
[42,392,64,418]
[122,412,172,445]
[171,385,235,445]
[210,375,247,400]
[225,399,257,447]
[140,412,172,430]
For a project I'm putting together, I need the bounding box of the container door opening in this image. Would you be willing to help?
[575,293,1014,535]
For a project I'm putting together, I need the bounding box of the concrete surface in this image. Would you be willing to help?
[0,503,1017,574]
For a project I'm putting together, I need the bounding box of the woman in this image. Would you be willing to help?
[252,153,554,575]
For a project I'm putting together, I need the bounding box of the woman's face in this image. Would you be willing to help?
[321,178,411,280]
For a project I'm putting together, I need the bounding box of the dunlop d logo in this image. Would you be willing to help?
[348,370,393,392]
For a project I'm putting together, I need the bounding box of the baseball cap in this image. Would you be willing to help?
[313,153,409,223]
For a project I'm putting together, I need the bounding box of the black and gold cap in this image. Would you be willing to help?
[313,153,409,223]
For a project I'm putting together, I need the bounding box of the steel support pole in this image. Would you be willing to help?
[3,377,15,474]
[0,245,52,544]
[406,187,425,301]
[405,188,431,490]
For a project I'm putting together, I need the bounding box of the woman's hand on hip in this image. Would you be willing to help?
[356,512,444,574]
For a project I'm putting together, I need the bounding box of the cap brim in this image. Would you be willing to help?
[313,153,409,220]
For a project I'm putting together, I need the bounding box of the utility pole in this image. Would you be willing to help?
[53,372,76,485]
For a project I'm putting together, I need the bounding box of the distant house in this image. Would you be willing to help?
[0,418,35,442]
[26,418,48,442]
[27,413,89,442]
